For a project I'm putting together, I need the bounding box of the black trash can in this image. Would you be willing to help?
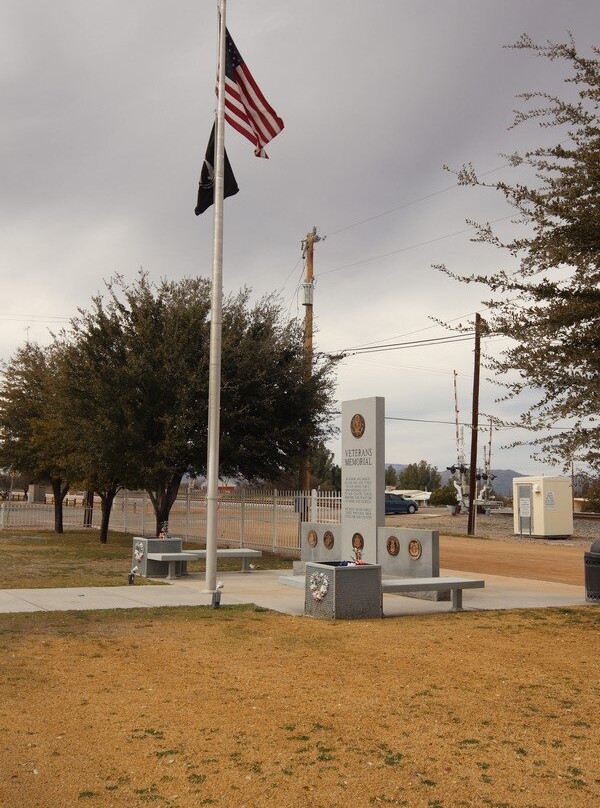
[584,540,600,603]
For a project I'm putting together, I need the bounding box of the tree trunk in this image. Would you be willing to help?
[147,471,185,536]
[83,489,94,527]
[51,478,69,534]
[98,487,119,543]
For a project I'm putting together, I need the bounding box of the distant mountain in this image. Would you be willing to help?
[440,468,525,497]
[386,464,525,497]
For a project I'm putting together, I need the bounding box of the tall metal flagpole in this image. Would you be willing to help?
[205,0,227,592]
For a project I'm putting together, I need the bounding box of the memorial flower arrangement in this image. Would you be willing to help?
[133,541,145,563]
[309,571,329,602]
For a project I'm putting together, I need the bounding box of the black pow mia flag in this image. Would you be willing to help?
[195,123,239,215]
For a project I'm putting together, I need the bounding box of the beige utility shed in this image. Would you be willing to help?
[513,476,573,538]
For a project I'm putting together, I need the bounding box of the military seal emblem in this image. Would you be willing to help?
[351,532,364,551]
[408,539,422,560]
[350,413,365,438]
[386,536,400,557]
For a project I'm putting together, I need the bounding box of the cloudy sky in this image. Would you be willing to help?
[1,1,598,475]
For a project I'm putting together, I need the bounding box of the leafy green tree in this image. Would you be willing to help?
[437,36,600,472]
[429,481,459,507]
[578,474,600,512]
[397,460,441,491]
[61,273,337,537]
[309,441,341,490]
[57,299,142,543]
[0,344,70,531]
[217,290,336,485]
[385,465,398,487]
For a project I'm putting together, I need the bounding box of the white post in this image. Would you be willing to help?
[186,482,190,542]
[272,489,278,553]
[205,0,227,592]
[310,488,318,522]
[239,488,245,548]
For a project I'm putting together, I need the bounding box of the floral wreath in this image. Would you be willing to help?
[134,541,145,563]
[309,571,329,603]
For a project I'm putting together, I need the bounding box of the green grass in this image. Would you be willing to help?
[0,528,292,589]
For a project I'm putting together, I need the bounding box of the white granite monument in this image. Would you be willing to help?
[293,395,446,600]
[340,396,385,563]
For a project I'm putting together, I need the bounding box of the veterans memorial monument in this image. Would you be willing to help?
[282,396,464,615]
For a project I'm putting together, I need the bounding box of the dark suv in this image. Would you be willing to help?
[385,493,419,514]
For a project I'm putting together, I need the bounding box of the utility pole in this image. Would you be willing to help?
[467,313,482,535]
[299,227,321,491]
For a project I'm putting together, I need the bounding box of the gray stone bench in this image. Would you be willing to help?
[381,576,485,611]
[145,552,204,580]
[279,573,484,612]
[145,548,262,579]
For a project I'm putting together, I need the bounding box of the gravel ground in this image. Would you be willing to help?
[387,507,598,548]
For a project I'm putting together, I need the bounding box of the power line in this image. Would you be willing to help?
[285,260,306,315]
[331,292,521,355]
[341,312,477,352]
[316,215,514,279]
[328,332,477,359]
[325,161,511,239]
[277,256,302,296]
[386,415,474,427]
[0,315,70,323]
[385,415,574,432]
[351,357,460,376]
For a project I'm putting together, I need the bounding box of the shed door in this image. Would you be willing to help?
[517,484,533,534]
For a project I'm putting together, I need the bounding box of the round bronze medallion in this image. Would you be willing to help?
[408,539,422,560]
[351,532,364,551]
[323,530,335,550]
[350,413,366,439]
[386,535,400,557]
[307,529,318,548]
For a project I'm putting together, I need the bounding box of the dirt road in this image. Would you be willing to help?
[440,534,586,585]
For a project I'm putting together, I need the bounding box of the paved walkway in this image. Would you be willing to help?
[0,567,588,616]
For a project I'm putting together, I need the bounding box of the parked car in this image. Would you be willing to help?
[385,493,419,514]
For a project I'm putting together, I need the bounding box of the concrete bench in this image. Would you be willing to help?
[279,573,484,612]
[381,576,485,611]
[145,552,204,580]
[146,548,262,579]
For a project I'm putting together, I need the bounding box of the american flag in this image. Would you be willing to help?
[220,29,284,158]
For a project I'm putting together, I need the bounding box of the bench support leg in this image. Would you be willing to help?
[167,561,178,580]
[240,557,250,573]
[451,588,463,611]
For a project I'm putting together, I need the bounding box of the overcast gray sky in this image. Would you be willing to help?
[1,1,598,475]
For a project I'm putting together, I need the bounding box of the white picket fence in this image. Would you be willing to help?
[0,488,341,557]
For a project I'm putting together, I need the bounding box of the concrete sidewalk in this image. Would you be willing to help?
[0,567,588,616]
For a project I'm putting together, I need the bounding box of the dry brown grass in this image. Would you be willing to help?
[0,529,292,588]
[0,604,598,808]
